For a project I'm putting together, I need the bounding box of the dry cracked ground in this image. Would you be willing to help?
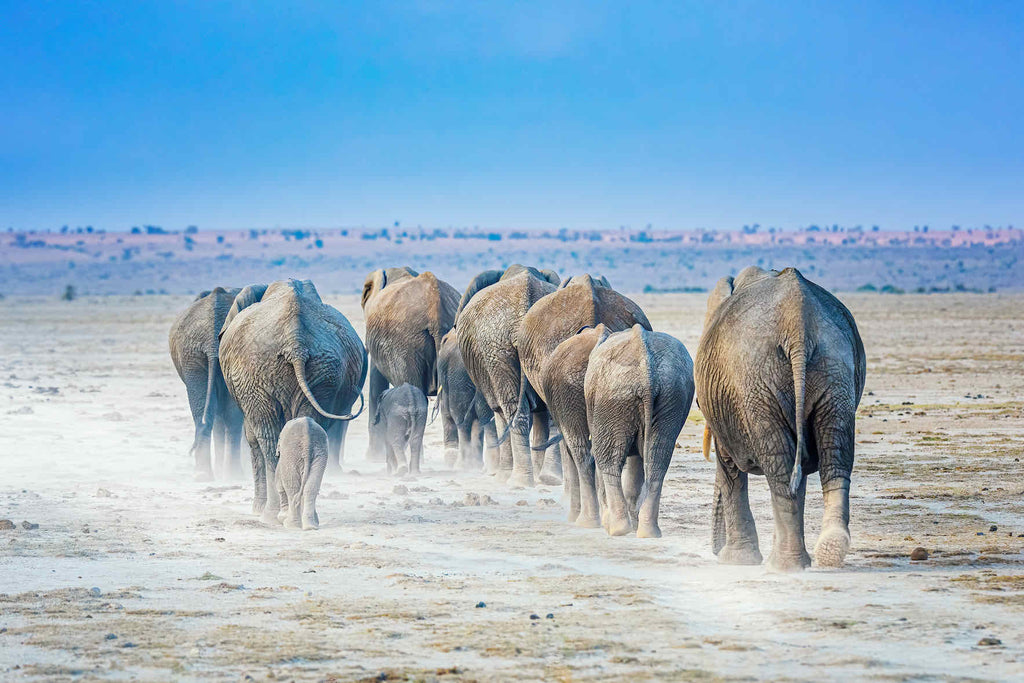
[1,292,1022,682]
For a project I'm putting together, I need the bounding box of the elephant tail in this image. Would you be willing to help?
[701,425,713,461]
[429,386,442,425]
[788,334,808,496]
[189,356,220,456]
[422,272,446,396]
[494,368,529,446]
[531,420,563,452]
[291,358,366,421]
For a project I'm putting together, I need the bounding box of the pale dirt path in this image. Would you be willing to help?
[1,293,1023,681]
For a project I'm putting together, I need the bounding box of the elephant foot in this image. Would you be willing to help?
[538,471,562,487]
[251,498,266,516]
[261,509,284,526]
[494,469,512,483]
[637,522,662,539]
[193,469,214,483]
[395,465,408,477]
[606,514,632,537]
[301,517,319,531]
[444,449,459,469]
[814,525,851,568]
[283,515,301,529]
[767,549,812,573]
[717,543,763,566]
[508,472,535,488]
[575,513,601,529]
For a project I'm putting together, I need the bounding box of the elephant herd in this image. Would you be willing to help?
[169,264,865,572]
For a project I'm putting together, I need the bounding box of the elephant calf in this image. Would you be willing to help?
[275,417,328,530]
[375,384,428,476]
[585,325,694,538]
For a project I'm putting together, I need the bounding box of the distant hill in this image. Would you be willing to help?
[1,226,1020,296]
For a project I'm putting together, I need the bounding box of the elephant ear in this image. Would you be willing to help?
[220,283,268,338]
[458,269,503,316]
[361,270,387,309]
[596,275,611,288]
[558,275,573,289]
[540,269,561,285]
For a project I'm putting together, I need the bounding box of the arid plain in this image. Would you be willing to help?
[1,291,1023,681]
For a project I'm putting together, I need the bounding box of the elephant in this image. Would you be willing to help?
[276,417,328,530]
[537,324,611,526]
[169,286,245,481]
[361,267,460,462]
[457,265,561,487]
[219,279,367,524]
[585,324,694,538]
[517,274,651,506]
[694,266,866,571]
[374,383,428,476]
[455,266,560,321]
[436,329,497,471]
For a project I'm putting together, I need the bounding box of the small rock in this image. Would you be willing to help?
[104,633,117,640]
[516,500,528,507]
[429,497,443,505]
[464,492,481,506]
[978,637,1002,647]
[89,587,102,597]
[910,547,929,561]
[0,520,15,531]
[989,525,998,532]
[21,521,38,530]
[546,613,554,619]
[529,613,540,620]
[121,641,136,648]
[96,488,113,498]
[213,537,225,542]
[102,411,125,422]
[475,601,486,608]
[392,485,409,496]
[537,498,558,508]
[977,532,985,536]
[6,406,33,415]
[481,494,498,506]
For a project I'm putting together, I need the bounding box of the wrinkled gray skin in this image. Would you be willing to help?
[361,268,460,463]
[585,325,694,538]
[169,286,245,481]
[275,417,328,530]
[220,279,367,524]
[695,266,866,571]
[374,383,428,476]
[457,265,561,487]
[538,324,610,527]
[519,274,651,505]
[436,329,497,471]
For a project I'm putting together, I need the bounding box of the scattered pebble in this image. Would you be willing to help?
[392,485,409,496]
[537,498,558,508]
[102,411,125,422]
[104,633,117,640]
[475,601,486,608]
[464,492,481,506]
[481,494,498,506]
[978,637,1002,647]
[121,641,136,648]
[6,406,33,415]
[989,525,998,532]
[0,520,15,531]
[96,488,113,498]
[529,613,540,620]
[910,547,929,561]
[546,613,555,619]
[21,521,38,530]
[428,497,443,505]
[516,500,528,507]
[89,587,102,597]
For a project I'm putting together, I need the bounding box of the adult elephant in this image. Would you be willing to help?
[695,266,866,572]
[169,286,244,481]
[457,264,560,486]
[361,267,460,462]
[517,274,651,504]
[220,279,367,524]
[436,329,496,471]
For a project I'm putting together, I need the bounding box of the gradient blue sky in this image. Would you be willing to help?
[2,1,1022,231]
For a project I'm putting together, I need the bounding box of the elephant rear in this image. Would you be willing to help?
[276,417,328,530]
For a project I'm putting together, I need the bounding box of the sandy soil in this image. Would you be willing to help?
[1,292,1023,682]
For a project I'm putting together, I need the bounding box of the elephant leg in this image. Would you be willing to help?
[622,454,644,532]
[637,445,672,539]
[569,438,600,529]
[493,413,513,482]
[466,420,484,470]
[186,381,214,482]
[243,420,266,515]
[410,420,425,476]
[365,363,389,462]
[535,415,562,486]
[441,400,460,468]
[482,420,500,474]
[560,440,580,523]
[256,432,283,526]
[281,484,300,529]
[212,415,227,480]
[767,475,811,572]
[301,454,327,530]
[714,451,762,565]
[814,410,856,568]
[508,409,535,488]
[456,424,473,470]
[225,406,245,480]
[594,431,631,536]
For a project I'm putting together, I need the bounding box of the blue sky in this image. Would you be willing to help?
[2,1,1022,231]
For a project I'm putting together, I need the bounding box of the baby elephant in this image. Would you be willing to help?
[275,417,328,530]
[585,325,694,538]
[375,384,428,476]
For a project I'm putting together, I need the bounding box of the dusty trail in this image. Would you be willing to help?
[1,293,1023,681]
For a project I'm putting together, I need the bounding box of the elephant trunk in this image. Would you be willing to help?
[291,357,366,421]
[787,334,808,496]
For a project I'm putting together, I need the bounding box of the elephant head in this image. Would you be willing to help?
[361,267,419,310]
